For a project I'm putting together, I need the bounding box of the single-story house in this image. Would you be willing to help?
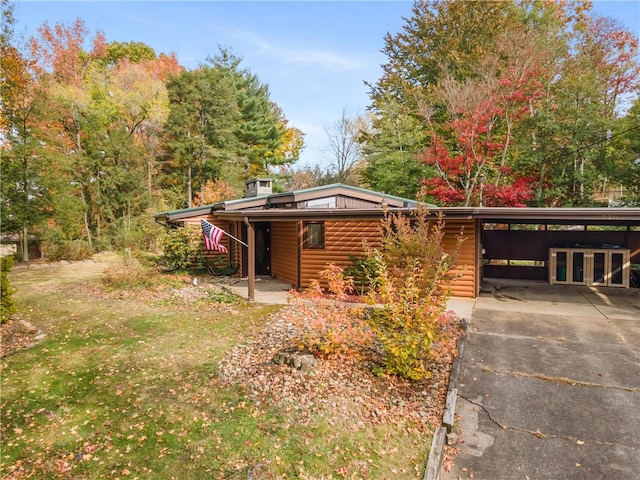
[155,179,640,299]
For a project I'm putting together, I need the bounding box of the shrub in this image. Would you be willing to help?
[102,256,157,290]
[158,226,204,271]
[42,227,94,261]
[365,206,464,380]
[43,239,94,261]
[109,211,161,252]
[284,264,373,357]
[1,256,17,324]
[344,255,380,295]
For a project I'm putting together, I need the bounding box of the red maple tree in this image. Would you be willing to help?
[420,29,547,207]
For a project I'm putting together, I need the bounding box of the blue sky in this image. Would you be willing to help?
[13,1,640,169]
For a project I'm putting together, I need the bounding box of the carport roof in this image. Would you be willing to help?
[440,207,640,225]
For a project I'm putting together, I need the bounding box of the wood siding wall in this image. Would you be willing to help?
[298,218,477,297]
[231,220,243,270]
[300,219,382,288]
[271,221,299,286]
[442,219,476,298]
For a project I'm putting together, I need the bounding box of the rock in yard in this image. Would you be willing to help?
[272,348,317,372]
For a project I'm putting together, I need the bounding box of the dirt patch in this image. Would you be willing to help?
[10,254,116,279]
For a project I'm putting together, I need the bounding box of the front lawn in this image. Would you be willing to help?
[1,255,451,479]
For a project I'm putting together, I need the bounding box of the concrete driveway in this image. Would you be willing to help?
[443,280,640,480]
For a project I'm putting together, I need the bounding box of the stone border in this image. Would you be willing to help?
[423,317,469,480]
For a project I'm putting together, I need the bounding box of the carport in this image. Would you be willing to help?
[473,208,640,288]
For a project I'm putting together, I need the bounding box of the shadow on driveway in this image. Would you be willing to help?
[442,280,640,480]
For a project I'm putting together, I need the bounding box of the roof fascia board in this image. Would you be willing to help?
[155,205,213,222]
[222,196,271,211]
[215,207,410,221]
[467,207,640,223]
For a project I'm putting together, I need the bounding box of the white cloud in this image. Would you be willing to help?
[228,29,365,72]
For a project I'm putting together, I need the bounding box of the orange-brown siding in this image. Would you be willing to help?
[300,219,382,288]
[271,221,299,286]
[228,220,243,270]
[442,219,476,298]
[174,215,477,297]
[298,218,477,298]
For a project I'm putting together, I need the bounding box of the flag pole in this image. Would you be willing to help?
[221,229,249,248]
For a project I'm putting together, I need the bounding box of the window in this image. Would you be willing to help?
[305,196,337,208]
[304,222,324,249]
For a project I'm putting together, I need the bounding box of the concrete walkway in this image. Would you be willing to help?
[442,280,640,480]
[224,277,481,314]
[224,277,293,304]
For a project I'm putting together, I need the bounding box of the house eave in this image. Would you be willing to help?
[154,205,214,224]
[463,207,640,224]
[215,207,411,222]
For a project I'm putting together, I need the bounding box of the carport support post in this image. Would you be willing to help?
[245,218,255,301]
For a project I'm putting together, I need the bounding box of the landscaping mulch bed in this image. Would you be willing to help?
[218,307,453,438]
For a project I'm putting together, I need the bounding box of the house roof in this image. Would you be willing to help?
[219,183,419,210]
[154,184,640,226]
[154,204,215,223]
[155,183,420,223]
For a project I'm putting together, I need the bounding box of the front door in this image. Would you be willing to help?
[255,222,271,276]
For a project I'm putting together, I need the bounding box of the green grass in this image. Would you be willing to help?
[1,257,432,479]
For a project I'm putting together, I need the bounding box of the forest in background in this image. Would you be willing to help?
[1,0,639,261]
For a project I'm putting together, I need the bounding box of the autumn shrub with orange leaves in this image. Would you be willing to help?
[285,206,464,381]
[284,264,373,357]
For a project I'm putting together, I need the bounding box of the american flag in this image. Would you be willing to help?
[201,219,228,252]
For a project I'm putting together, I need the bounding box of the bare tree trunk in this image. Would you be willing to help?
[148,157,152,196]
[81,189,93,249]
[579,157,585,199]
[21,225,29,262]
[187,163,193,208]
